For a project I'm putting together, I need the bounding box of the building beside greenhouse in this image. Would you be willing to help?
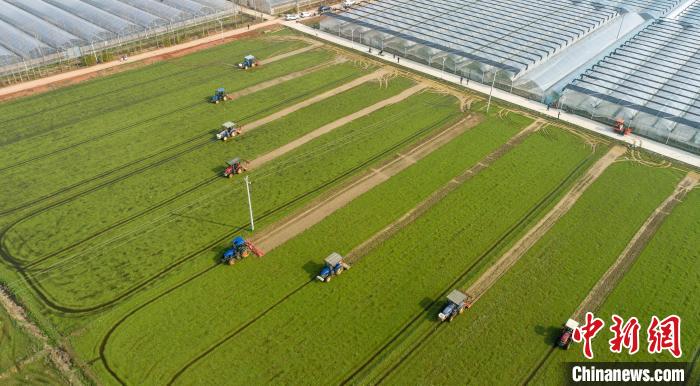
[236,0,329,15]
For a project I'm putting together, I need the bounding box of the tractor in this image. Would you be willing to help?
[223,158,247,178]
[238,55,259,70]
[438,290,471,322]
[216,121,241,141]
[558,319,579,349]
[316,252,350,282]
[211,87,228,104]
[613,118,632,136]
[221,236,264,265]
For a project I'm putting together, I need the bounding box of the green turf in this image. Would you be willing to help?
[386,162,683,385]
[533,187,700,384]
[99,109,531,384]
[1,355,66,385]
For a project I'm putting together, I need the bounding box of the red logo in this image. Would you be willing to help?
[647,315,682,358]
[609,315,640,355]
[573,312,605,359]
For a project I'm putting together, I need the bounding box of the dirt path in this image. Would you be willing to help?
[464,145,626,302]
[571,171,700,320]
[243,68,388,131]
[0,19,283,101]
[0,287,80,385]
[254,114,483,251]
[247,83,425,168]
[346,119,544,261]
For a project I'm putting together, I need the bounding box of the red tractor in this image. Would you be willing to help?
[223,158,247,178]
[613,118,632,136]
[558,319,580,349]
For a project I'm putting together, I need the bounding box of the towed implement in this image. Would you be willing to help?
[438,290,471,322]
[221,236,264,265]
[316,252,350,282]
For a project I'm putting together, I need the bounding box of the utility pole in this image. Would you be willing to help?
[244,176,255,231]
[486,71,497,113]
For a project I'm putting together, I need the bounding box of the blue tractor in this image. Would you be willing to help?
[211,88,228,104]
[438,290,471,322]
[316,252,350,282]
[221,236,264,265]
[238,55,259,70]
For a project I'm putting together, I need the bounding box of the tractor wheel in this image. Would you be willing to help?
[449,314,455,322]
[337,269,343,275]
[228,259,235,265]
[326,276,332,283]
[459,308,464,315]
[228,174,233,179]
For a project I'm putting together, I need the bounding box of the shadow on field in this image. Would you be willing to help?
[302,260,323,279]
[534,325,561,345]
[420,297,439,321]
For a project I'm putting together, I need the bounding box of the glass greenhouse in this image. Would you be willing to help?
[236,0,326,15]
[0,0,237,70]
[561,18,700,154]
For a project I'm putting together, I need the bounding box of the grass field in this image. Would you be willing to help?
[0,27,698,385]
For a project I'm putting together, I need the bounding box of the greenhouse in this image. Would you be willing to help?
[236,0,326,15]
[0,0,237,70]
[678,0,700,24]
[561,18,700,154]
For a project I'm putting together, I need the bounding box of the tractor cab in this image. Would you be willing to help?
[438,290,471,322]
[217,121,241,141]
[613,118,632,136]
[211,88,228,104]
[558,319,579,349]
[223,157,247,178]
[316,252,350,282]
[239,55,259,70]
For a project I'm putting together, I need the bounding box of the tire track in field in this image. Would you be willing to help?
[17,69,388,268]
[0,61,355,217]
[0,44,323,149]
[0,81,430,315]
[97,115,462,386]
[522,172,699,385]
[348,131,608,385]
[0,48,335,178]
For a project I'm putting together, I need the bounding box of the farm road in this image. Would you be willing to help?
[464,145,627,303]
[572,171,700,320]
[254,113,482,252]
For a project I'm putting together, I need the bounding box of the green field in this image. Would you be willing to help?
[0,28,697,385]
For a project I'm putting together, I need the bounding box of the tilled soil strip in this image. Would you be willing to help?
[571,171,700,320]
[242,68,387,131]
[0,287,80,385]
[247,83,426,169]
[345,119,544,262]
[464,145,627,302]
[253,114,483,252]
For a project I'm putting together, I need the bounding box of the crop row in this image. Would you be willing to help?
[97,108,531,384]
[385,162,683,384]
